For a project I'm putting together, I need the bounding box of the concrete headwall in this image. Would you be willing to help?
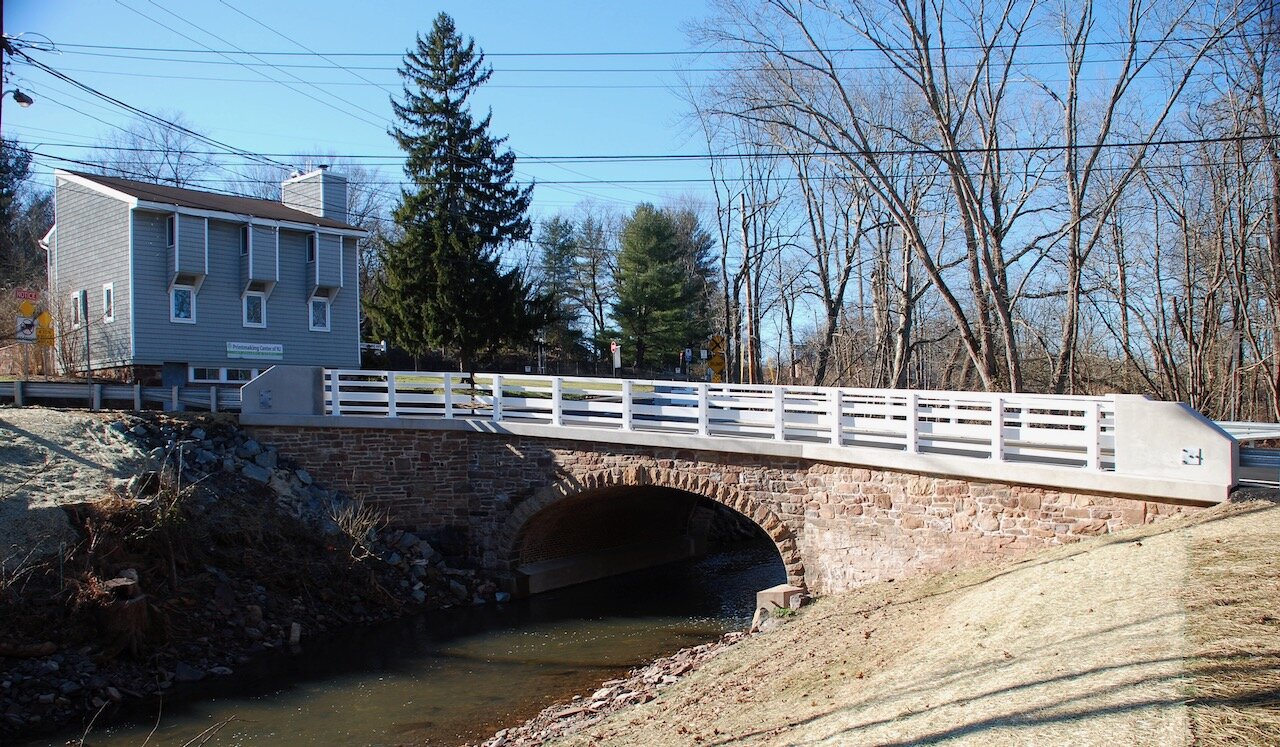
[245,425,1194,595]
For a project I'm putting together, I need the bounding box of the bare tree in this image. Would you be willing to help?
[88,111,220,187]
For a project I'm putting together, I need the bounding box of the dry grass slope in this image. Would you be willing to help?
[547,499,1280,747]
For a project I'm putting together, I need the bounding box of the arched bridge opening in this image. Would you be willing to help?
[506,483,790,596]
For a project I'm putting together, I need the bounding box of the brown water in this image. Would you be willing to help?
[37,544,784,746]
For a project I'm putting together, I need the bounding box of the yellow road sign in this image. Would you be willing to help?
[17,300,34,317]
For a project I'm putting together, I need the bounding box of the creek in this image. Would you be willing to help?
[34,542,784,746]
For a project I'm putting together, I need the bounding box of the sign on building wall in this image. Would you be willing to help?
[227,342,284,360]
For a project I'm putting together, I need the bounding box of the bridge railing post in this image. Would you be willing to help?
[697,382,709,436]
[492,374,503,423]
[773,387,786,441]
[329,370,341,416]
[906,391,919,454]
[830,388,842,446]
[552,377,564,427]
[386,371,398,418]
[622,379,633,431]
[1085,400,1101,469]
[443,373,454,419]
[991,395,1004,461]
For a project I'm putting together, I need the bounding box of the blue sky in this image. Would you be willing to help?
[3,0,720,221]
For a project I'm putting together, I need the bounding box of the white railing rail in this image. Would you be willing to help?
[321,370,1118,471]
[1,380,242,412]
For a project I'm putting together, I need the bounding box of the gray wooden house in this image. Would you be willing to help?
[43,168,366,385]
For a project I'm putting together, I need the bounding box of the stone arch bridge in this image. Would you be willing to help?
[240,367,1238,595]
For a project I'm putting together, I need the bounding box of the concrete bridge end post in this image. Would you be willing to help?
[239,366,325,417]
[1111,393,1238,499]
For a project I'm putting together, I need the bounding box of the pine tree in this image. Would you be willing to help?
[535,215,583,364]
[612,204,700,370]
[367,13,543,373]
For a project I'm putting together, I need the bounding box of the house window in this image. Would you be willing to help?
[309,297,330,332]
[240,225,250,257]
[102,283,114,323]
[171,285,196,323]
[306,233,317,263]
[243,291,266,328]
[166,214,176,248]
[70,289,87,328]
[190,366,259,383]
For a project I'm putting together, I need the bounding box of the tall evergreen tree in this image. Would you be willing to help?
[367,13,543,373]
[535,215,583,362]
[612,204,700,370]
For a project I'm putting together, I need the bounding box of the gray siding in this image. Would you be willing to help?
[132,212,359,369]
[281,177,323,217]
[321,176,347,223]
[244,224,278,285]
[52,178,133,369]
[315,232,343,288]
[174,213,207,277]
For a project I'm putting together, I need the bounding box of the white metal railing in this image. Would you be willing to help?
[321,370,1117,471]
[0,380,242,412]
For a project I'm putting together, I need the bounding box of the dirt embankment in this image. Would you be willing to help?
[0,407,500,742]
[484,497,1280,747]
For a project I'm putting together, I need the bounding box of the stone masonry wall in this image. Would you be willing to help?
[247,426,1193,595]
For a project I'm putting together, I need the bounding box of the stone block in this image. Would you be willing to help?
[756,583,804,612]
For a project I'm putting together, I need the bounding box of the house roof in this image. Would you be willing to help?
[59,170,363,231]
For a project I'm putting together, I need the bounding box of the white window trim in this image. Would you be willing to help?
[166,213,177,249]
[70,289,86,329]
[170,284,196,324]
[241,224,250,257]
[309,296,330,332]
[242,290,267,329]
[101,282,114,323]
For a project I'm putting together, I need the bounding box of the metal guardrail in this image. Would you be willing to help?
[0,380,242,412]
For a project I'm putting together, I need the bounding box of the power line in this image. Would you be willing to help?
[23,132,1280,163]
[45,33,1252,57]
[12,50,292,171]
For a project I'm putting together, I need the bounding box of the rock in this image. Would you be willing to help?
[208,666,233,676]
[245,604,263,626]
[190,427,206,440]
[288,622,302,645]
[255,450,278,470]
[295,468,313,485]
[411,589,427,604]
[130,424,149,437]
[59,680,81,695]
[235,440,262,458]
[174,662,205,682]
[385,552,402,566]
[495,591,511,603]
[448,580,468,599]
[241,463,271,484]
[267,471,293,496]
[37,693,55,705]
[398,532,420,551]
[105,686,122,702]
